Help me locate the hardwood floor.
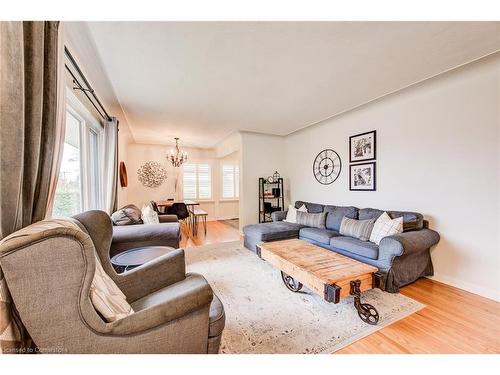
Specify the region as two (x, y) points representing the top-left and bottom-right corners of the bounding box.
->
(185, 220), (500, 354)
(338, 278), (500, 354)
(179, 219), (241, 248)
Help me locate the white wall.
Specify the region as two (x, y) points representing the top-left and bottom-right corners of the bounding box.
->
(239, 132), (287, 229)
(124, 143), (239, 220)
(217, 152), (240, 220)
(284, 54), (500, 300)
(213, 132), (242, 158)
(116, 122), (133, 207)
(63, 22), (134, 209)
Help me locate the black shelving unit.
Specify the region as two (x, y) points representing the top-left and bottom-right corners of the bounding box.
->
(259, 177), (285, 223)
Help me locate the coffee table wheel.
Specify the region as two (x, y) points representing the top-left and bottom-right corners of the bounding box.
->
(350, 279), (380, 325)
(281, 271), (303, 292)
(355, 302), (379, 325)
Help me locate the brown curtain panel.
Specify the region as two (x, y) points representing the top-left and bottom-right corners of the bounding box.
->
(0, 21), (60, 238)
(0, 21), (61, 353)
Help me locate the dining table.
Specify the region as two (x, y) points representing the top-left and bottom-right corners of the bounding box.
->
(156, 199), (200, 212)
(156, 200), (200, 235)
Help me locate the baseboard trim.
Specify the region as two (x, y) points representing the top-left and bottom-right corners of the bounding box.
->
(428, 274), (500, 302)
(210, 216), (239, 221)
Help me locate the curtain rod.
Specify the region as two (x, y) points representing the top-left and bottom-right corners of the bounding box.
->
(64, 46), (113, 122)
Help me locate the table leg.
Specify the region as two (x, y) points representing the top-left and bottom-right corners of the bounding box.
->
(324, 284), (341, 303)
(281, 271), (303, 292)
(350, 279), (379, 325)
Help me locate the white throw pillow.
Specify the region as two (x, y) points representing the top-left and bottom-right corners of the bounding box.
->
(90, 255), (134, 322)
(284, 204), (307, 223)
(369, 212), (403, 245)
(141, 205), (159, 224)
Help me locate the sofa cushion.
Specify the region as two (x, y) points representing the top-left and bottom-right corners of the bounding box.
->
(141, 205), (160, 224)
(339, 217), (376, 241)
(243, 222), (305, 241)
(296, 211), (327, 229)
(369, 212), (403, 245)
(294, 201), (324, 213)
(112, 223), (180, 244)
(111, 204), (143, 225)
(299, 227), (340, 244)
(388, 210), (424, 232)
(324, 205), (358, 231)
(359, 208), (423, 232)
(329, 236), (379, 260)
(284, 204), (307, 223)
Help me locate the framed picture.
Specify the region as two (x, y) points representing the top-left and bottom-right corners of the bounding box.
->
(350, 162), (376, 191)
(349, 130), (376, 162)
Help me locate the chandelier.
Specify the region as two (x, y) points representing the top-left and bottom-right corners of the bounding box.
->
(168, 137), (188, 167)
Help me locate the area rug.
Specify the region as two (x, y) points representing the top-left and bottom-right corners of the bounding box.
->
(185, 240), (424, 354)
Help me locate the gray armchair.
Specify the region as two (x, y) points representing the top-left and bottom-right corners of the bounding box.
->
(0, 210), (225, 354)
(111, 220), (181, 257)
(110, 204), (181, 257)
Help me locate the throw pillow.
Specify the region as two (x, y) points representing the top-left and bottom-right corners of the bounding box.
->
(111, 204), (143, 225)
(339, 216), (376, 241)
(296, 211), (327, 229)
(369, 211), (403, 245)
(90, 254), (134, 322)
(141, 205), (160, 224)
(284, 204), (307, 223)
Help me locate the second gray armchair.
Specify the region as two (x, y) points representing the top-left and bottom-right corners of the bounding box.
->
(0, 210), (225, 354)
(110, 204), (181, 257)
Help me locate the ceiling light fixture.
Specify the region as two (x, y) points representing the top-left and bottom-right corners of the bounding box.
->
(168, 137), (188, 167)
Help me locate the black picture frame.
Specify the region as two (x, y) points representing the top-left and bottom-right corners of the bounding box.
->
(349, 162), (376, 191)
(349, 130), (376, 163)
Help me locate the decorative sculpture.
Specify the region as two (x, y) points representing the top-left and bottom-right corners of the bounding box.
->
(137, 161), (168, 188)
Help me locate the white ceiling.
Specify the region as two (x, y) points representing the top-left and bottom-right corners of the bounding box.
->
(84, 22), (500, 148)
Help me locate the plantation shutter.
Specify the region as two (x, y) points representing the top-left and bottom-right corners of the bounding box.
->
(222, 164), (235, 198)
(183, 163), (197, 199)
(235, 165), (239, 198)
(198, 164), (211, 199)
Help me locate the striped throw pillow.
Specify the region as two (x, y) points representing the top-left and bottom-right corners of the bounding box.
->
(296, 211), (327, 229)
(339, 216), (376, 241)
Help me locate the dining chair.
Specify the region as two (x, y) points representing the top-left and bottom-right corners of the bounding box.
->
(166, 203), (191, 234)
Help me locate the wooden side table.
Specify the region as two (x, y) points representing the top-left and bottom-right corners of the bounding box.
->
(111, 246), (176, 273)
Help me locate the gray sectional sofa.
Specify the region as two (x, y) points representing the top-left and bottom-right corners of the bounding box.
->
(243, 200), (440, 292)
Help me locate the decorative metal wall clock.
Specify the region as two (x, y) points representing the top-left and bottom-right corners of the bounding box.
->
(313, 149), (342, 185)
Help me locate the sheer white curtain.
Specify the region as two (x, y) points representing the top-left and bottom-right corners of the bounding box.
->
(102, 117), (119, 214)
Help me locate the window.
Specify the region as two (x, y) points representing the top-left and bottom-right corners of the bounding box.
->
(53, 93), (103, 217)
(53, 111), (82, 217)
(222, 164), (239, 199)
(183, 163), (212, 200)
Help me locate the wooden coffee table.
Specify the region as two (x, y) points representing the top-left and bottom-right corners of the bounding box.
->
(257, 239), (383, 325)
